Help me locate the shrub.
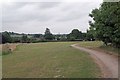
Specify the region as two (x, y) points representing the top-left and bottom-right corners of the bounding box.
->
(2, 50), (12, 55)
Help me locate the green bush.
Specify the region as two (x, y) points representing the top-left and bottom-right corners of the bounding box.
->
(2, 50), (12, 55)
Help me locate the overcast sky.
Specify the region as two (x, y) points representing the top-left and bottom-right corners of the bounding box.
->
(2, 0), (103, 34)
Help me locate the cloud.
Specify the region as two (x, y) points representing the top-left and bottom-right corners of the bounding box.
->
(2, 2), (63, 23)
(38, 2), (61, 9)
(2, 1), (102, 34)
(56, 2), (101, 21)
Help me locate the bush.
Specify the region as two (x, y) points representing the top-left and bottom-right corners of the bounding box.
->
(2, 50), (12, 55)
(2, 44), (12, 55)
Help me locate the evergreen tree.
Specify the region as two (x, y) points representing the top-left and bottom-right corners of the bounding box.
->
(44, 28), (54, 40)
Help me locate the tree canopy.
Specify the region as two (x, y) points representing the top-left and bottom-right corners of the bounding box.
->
(21, 34), (28, 43)
(89, 2), (120, 47)
(67, 29), (83, 41)
(2, 31), (12, 44)
(44, 28), (54, 40)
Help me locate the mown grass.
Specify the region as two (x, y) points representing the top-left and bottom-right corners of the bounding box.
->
(100, 45), (120, 55)
(78, 41), (120, 55)
(2, 42), (100, 78)
(78, 41), (103, 48)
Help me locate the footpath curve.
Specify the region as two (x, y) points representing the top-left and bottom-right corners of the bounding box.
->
(71, 44), (118, 78)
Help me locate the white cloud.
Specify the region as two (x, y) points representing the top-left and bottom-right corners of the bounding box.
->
(2, 1), (102, 34)
(0, 0), (103, 3)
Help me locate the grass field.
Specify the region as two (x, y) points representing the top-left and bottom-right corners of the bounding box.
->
(78, 41), (120, 55)
(2, 42), (100, 78)
(78, 41), (103, 48)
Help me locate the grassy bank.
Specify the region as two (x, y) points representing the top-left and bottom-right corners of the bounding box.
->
(2, 42), (100, 78)
(78, 41), (120, 56)
(1, 44), (19, 56)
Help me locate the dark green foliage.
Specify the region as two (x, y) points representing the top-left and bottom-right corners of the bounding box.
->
(86, 30), (95, 41)
(2, 31), (12, 44)
(34, 34), (43, 38)
(67, 29), (83, 41)
(82, 33), (87, 40)
(12, 37), (21, 43)
(54, 34), (67, 41)
(89, 2), (120, 47)
(2, 50), (12, 55)
(44, 28), (54, 40)
(21, 34), (29, 43)
(1, 29), (87, 43)
(0, 33), (2, 44)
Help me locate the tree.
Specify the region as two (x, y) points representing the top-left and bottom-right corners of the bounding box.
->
(0, 33), (2, 44)
(89, 2), (120, 47)
(86, 30), (95, 41)
(82, 33), (87, 41)
(2, 31), (12, 43)
(44, 28), (54, 40)
(33, 34), (43, 39)
(67, 29), (83, 40)
(21, 34), (28, 43)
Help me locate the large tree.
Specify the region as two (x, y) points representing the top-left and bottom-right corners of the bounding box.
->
(44, 28), (54, 40)
(67, 29), (83, 40)
(86, 29), (95, 41)
(89, 2), (120, 47)
(21, 34), (28, 43)
(2, 31), (12, 43)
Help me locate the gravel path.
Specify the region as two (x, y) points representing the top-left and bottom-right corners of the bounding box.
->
(71, 44), (118, 78)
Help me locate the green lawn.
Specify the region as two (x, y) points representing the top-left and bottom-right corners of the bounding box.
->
(78, 41), (103, 48)
(78, 41), (120, 55)
(2, 42), (100, 78)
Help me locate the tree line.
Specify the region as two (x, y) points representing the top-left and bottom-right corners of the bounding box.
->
(88, 2), (120, 48)
(0, 28), (94, 44)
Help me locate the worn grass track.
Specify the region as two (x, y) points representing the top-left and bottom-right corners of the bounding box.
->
(2, 42), (100, 78)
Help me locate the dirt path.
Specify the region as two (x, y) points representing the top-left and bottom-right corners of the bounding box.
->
(71, 44), (118, 78)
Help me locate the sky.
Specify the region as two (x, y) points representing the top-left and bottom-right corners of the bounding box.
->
(1, 0), (103, 34)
